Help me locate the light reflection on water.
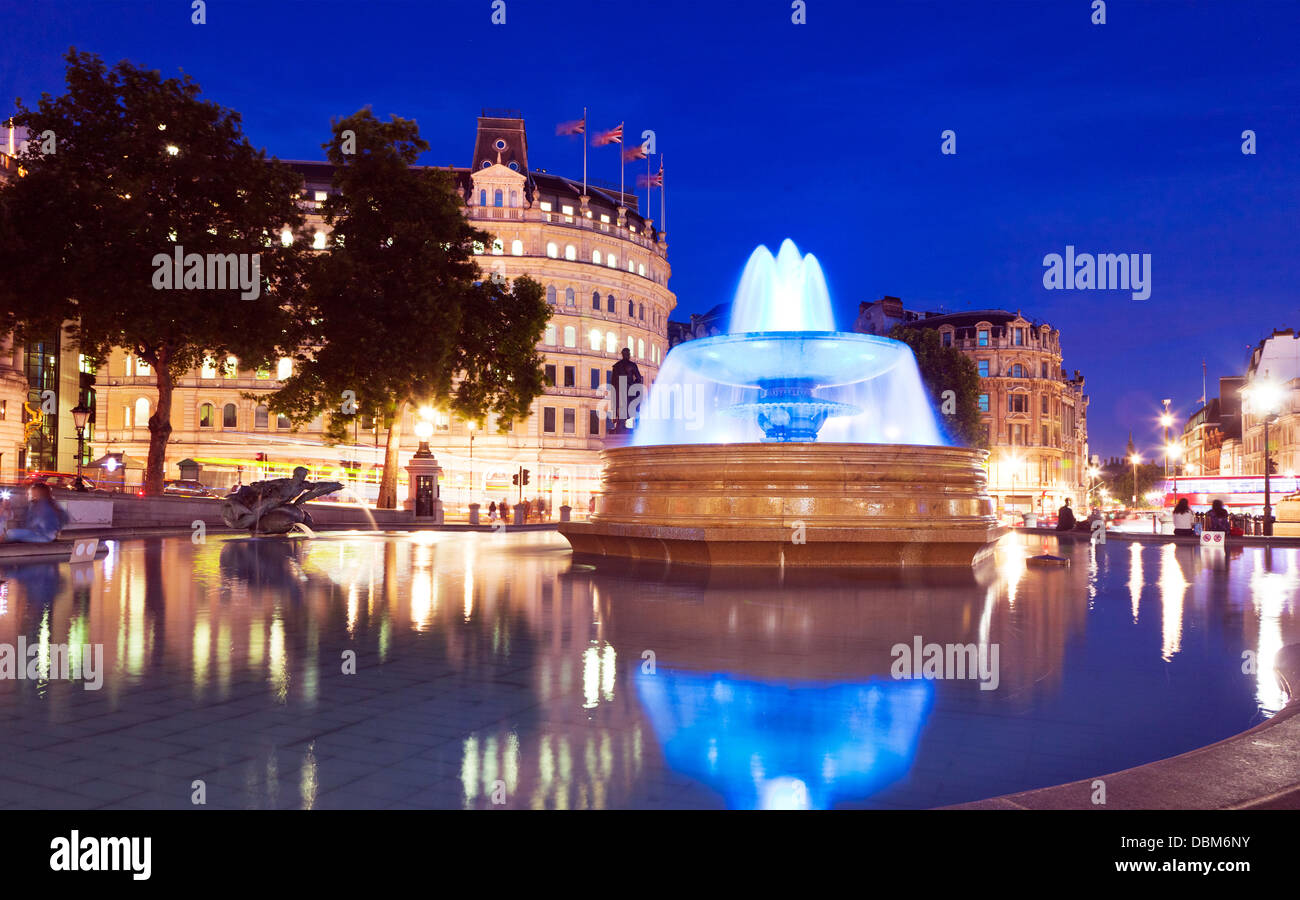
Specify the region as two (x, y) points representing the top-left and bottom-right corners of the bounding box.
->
(0, 531), (1296, 809)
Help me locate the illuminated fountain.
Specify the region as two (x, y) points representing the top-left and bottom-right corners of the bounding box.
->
(559, 240), (1004, 567)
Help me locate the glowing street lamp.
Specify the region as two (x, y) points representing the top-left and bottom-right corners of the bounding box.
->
(1244, 379), (1285, 536)
(413, 417), (434, 458)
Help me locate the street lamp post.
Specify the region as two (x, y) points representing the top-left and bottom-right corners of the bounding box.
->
(70, 402), (91, 490)
(1245, 379), (1284, 538)
(1129, 452), (1142, 505)
(468, 421), (476, 507)
(1160, 400), (1173, 478)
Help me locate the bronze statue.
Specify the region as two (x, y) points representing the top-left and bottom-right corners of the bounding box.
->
(221, 466), (342, 534)
(610, 347), (644, 434)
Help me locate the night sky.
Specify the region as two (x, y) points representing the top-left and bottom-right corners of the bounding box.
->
(3, 0), (1297, 456)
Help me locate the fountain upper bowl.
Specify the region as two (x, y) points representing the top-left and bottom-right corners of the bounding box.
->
(672, 331), (908, 389)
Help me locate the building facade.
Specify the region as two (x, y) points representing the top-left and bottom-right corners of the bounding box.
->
(858, 300), (1090, 515)
(90, 112), (674, 510)
(1239, 330), (1300, 480)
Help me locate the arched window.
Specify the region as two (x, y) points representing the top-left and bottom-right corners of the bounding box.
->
(590, 328), (603, 350)
(478, 189), (487, 206)
(223, 403), (237, 428)
(592, 250), (602, 265)
(199, 403), (214, 428)
(564, 244), (576, 261)
(277, 358), (292, 380)
(628, 299), (635, 317)
(493, 189), (503, 207)
(638, 263), (646, 277)
(592, 291), (600, 309)
(546, 242), (558, 258)
(638, 303), (645, 320)
(546, 285), (556, 304)
(255, 405), (269, 429)
(509, 190), (518, 207)
(628, 259), (635, 272)
(511, 240), (523, 256)
(491, 239), (504, 255)
(544, 324), (556, 345)
(134, 397), (150, 427)
(607, 294), (615, 312)
(606, 333), (617, 353)
(565, 288), (575, 306)
(1011, 364), (1026, 378)
(638, 339), (645, 359)
(607, 254), (616, 268)
(564, 326), (577, 348)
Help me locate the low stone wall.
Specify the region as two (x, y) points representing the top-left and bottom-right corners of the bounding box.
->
(52, 491), (413, 531)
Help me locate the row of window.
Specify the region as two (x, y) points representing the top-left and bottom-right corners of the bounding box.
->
(541, 324), (660, 363)
(122, 398), (292, 431)
(475, 236), (653, 279)
(976, 360), (1054, 379)
(125, 356), (294, 381)
(943, 326), (1057, 350)
(541, 406), (604, 437)
(543, 286), (662, 326)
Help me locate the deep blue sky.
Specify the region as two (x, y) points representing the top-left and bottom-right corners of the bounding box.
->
(3, 0), (1298, 455)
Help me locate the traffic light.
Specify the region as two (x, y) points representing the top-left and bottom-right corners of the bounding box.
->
(512, 473), (519, 486)
(521, 469), (530, 486)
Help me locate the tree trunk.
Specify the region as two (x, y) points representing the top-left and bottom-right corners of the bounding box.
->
(375, 400), (407, 509)
(145, 350), (173, 496)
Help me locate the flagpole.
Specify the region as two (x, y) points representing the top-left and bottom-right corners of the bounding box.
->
(661, 154), (666, 232)
(646, 155), (651, 215)
(582, 107), (587, 195)
(619, 122), (625, 202)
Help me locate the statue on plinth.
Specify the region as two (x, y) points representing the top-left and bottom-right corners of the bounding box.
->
(610, 347), (644, 434)
(221, 466), (342, 535)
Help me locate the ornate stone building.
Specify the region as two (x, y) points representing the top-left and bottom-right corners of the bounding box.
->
(857, 300), (1090, 515)
(90, 112), (674, 510)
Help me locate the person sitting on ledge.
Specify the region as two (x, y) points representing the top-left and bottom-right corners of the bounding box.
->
(1207, 498), (1231, 533)
(1055, 499), (1076, 531)
(1172, 497), (1195, 536)
(0, 483), (69, 543)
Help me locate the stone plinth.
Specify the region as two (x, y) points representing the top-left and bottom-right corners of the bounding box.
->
(404, 451), (444, 523)
(558, 442), (1005, 567)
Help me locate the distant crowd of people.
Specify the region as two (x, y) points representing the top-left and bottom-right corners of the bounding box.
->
(1054, 497), (1236, 537)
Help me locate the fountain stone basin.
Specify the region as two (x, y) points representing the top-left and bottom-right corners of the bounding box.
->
(559, 442), (1007, 567)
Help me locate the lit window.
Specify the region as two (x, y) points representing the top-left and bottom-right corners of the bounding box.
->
(545, 324), (557, 345)
(314, 191), (327, 203)
(606, 333), (617, 353)
(590, 329), (603, 350)
(201, 358), (217, 378)
(199, 404), (214, 428)
(628, 260), (634, 272)
(134, 397), (150, 425)
(491, 239), (504, 255)
(540, 201), (552, 212)
(511, 240), (523, 256)
(313, 231), (327, 250)
(547, 242), (558, 258)
(564, 244), (576, 260)
(607, 254), (616, 268)
(225, 355), (238, 376)
(280, 228), (293, 247)
(561, 205), (574, 216)
(600, 214), (610, 224)
(277, 358), (293, 380)
(564, 326), (577, 347)
(638, 339), (645, 359)
(593, 250), (602, 265)
(473, 241), (485, 255)
(638, 264), (646, 277)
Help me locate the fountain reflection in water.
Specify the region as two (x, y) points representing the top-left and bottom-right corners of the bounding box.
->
(633, 239), (945, 446)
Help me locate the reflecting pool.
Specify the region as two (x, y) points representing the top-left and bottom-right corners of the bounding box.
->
(0, 531), (1296, 809)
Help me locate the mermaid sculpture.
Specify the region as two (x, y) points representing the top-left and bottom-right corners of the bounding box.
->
(221, 466), (342, 535)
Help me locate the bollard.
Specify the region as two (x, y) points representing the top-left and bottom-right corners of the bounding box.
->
(513, 503), (526, 526)
(468, 503), (480, 526)
(559, 504), (571, 522)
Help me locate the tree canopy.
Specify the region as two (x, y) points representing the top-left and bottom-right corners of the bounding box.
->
(0, 49), (307, 493)
(888, 324), (986, 447)
(263, 109), (550, 508)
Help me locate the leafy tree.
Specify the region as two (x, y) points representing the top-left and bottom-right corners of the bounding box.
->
(0, 50), (306, 493)
(888, 324), (985, 447)
(263, 109), (550, 508)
